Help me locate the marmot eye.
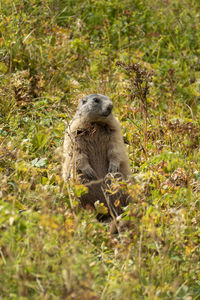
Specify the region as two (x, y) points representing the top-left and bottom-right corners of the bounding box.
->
(93, 98), (100, 103)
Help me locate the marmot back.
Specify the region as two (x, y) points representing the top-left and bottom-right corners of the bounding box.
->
(62, 94), (131, 217)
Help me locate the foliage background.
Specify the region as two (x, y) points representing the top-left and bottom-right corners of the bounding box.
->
(0, 0), (200, 299)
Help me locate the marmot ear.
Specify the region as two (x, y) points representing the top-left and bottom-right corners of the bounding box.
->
(81, 97), (87, 104)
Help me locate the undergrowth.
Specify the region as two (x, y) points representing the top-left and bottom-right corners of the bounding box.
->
(0, 0), (200, 299)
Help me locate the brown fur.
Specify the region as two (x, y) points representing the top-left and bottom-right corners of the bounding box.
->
(62, 94), (131, 218)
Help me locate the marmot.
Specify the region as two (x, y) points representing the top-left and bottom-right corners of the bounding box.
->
(62, 94), (131, 218)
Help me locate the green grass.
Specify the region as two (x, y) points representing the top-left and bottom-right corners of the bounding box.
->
(0, 0), (200, 299)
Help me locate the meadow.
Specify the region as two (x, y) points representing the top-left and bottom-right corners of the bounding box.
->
(0, 0), (199, 299)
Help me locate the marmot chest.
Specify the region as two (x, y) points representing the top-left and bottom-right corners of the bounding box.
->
(76, 123), (112, 177)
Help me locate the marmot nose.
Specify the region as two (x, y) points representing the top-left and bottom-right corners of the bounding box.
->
(107, 103), (113, 114)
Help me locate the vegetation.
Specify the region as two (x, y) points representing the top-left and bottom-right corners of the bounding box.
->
(0, 0), (199, 299)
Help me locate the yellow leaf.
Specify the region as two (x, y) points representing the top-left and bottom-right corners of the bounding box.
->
(94, 201), (108, 215)
(74, 184), (88, 197)
(114, 199), (120, 207)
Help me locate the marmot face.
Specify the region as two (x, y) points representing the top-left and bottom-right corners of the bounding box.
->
(77, 94), (113, 122)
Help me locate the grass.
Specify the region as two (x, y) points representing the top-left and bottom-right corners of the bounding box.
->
(0, 0), (200, 299)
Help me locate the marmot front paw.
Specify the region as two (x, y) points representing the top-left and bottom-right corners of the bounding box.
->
(108, 162), (120, 174)
(82, 166), (98, 180)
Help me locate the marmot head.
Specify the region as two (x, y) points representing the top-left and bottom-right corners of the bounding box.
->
(76, 94), (113, 122)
